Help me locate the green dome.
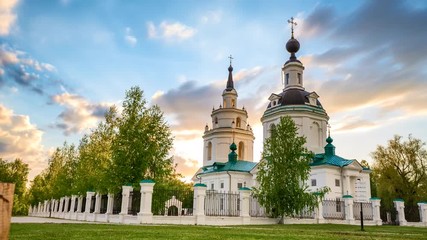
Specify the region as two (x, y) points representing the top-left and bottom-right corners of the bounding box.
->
(228, 142), (238, 162)
(326, 136), (333, 144)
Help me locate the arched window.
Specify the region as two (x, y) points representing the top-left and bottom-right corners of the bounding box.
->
(207, 142), (212, 160)
(231, 99), (235, 107)
(238, 141), (244, 160)
(269, 123), (276, 137)
(214, 117), (218, 124)
(236, 117), (241, 128)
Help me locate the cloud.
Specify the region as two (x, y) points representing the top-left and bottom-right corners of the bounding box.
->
(0, 104), (47, 180)
(147, 21), (196, 41)
(297, 0), (427, 132)
(51, 92), (111, 135)
(173, 155), (200, 179)
(0, 45), (58, 95)
(124, 27), (137, 47)
(152, 66), (269, 131)
(201, 10), (222, 24)
(0, 0), (19, 35)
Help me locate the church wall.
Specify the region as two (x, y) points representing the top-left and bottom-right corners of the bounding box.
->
(262, 112), (327, 154)
(198, 172), (253, 192)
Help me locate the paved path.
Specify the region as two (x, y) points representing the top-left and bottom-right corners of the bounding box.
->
(11, 216), (97, 224)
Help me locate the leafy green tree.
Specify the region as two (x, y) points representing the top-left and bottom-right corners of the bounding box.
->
(372, 135), (427, 221)
(74, 106), (118, 194)
(110, 86), (174, 192)
(254, 116), (328, 222)
(0, 158), (30, 215)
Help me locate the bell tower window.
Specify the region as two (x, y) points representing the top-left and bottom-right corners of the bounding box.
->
(207, 142), (212, 160)
(285, 73), (289, 85)
(231, 99), (235, 107)
(298, 73), (302, 84)
(238, 141), (244, 160)
(236, 117), (241, 128)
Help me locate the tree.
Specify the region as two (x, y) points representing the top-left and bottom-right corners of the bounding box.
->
(372, 135), (427, 221)
(254, 116), (327, 222)
(74, 106), (118, 194)
(110, 86), (174, 192)
(0, 158), (30, 215)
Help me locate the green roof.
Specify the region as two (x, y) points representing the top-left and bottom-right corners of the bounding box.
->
(198, 160), (257, 176)
(311, 153), (354, 167)
(310, 136), (355, 168)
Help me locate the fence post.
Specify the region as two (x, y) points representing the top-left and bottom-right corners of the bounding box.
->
(239, 187), (251, 224)
(120, 185), (133, 223)
(393, 198), (407, 226)
(76, 196), (83, 213)
(64, 196), (70, 215)
(138, 180), (155, 224)
(58, 198), (64, 215)
(0, 183), (15, 240)
(70, 195), (76, 214)
(343, 195), (355, 224)
(84, 191), (95, 220)
(418, 202), (427, 226)
(315, 193), (324, 223)
(106, 193), (114, 215)
(94, 193), (101, 214)
(194, 183), (207, 225)
(370, 197), (382, 225)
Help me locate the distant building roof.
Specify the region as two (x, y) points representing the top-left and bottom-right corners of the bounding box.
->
(197, 160), (257, 176)
(310, 136), (357, 168)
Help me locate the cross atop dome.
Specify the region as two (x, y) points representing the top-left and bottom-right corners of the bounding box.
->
(287, 17), (297, 39)
(285, 17), (301, 63)
(226, 55), (235, 91)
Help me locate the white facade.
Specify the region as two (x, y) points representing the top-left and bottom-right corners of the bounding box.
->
(201, 64), (255, 166)
(309, 164), (371, 201)
(194, 34), (372, 201)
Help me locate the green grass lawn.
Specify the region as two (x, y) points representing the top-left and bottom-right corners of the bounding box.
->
(10, 223), (427, 240)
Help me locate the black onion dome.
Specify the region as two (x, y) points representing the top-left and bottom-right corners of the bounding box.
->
(286, 38), (300, 53)
(267, 89), (323, 109)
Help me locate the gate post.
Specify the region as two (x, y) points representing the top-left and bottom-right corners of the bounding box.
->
(343, 195), (355, 224)
(194, 183), (207, 225)
(393, 198), (407, 226)
(138, 180), (155, 224)
(239, 187), (251, 224)
(120, 185), (133, 223)
(418, 202), (427, 226)
(370, 197), (382, 225)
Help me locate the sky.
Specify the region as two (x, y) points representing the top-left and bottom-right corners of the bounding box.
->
(1, 0), (427, 182)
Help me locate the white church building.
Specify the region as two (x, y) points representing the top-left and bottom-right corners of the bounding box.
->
(192, 28), (371, 202)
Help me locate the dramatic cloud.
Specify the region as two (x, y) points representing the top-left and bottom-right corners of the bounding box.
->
(173, 155), (199, 180)
(0, 104), (47, 179)
(299, 0), (427, 132)
(147, 21), (196, 41)
(51, 93), (111, 135)
(124, 27), (137, 47)
(0, 45), (58, 95)
(152, 66), (271, 132)
(0, 0), (19, 35)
